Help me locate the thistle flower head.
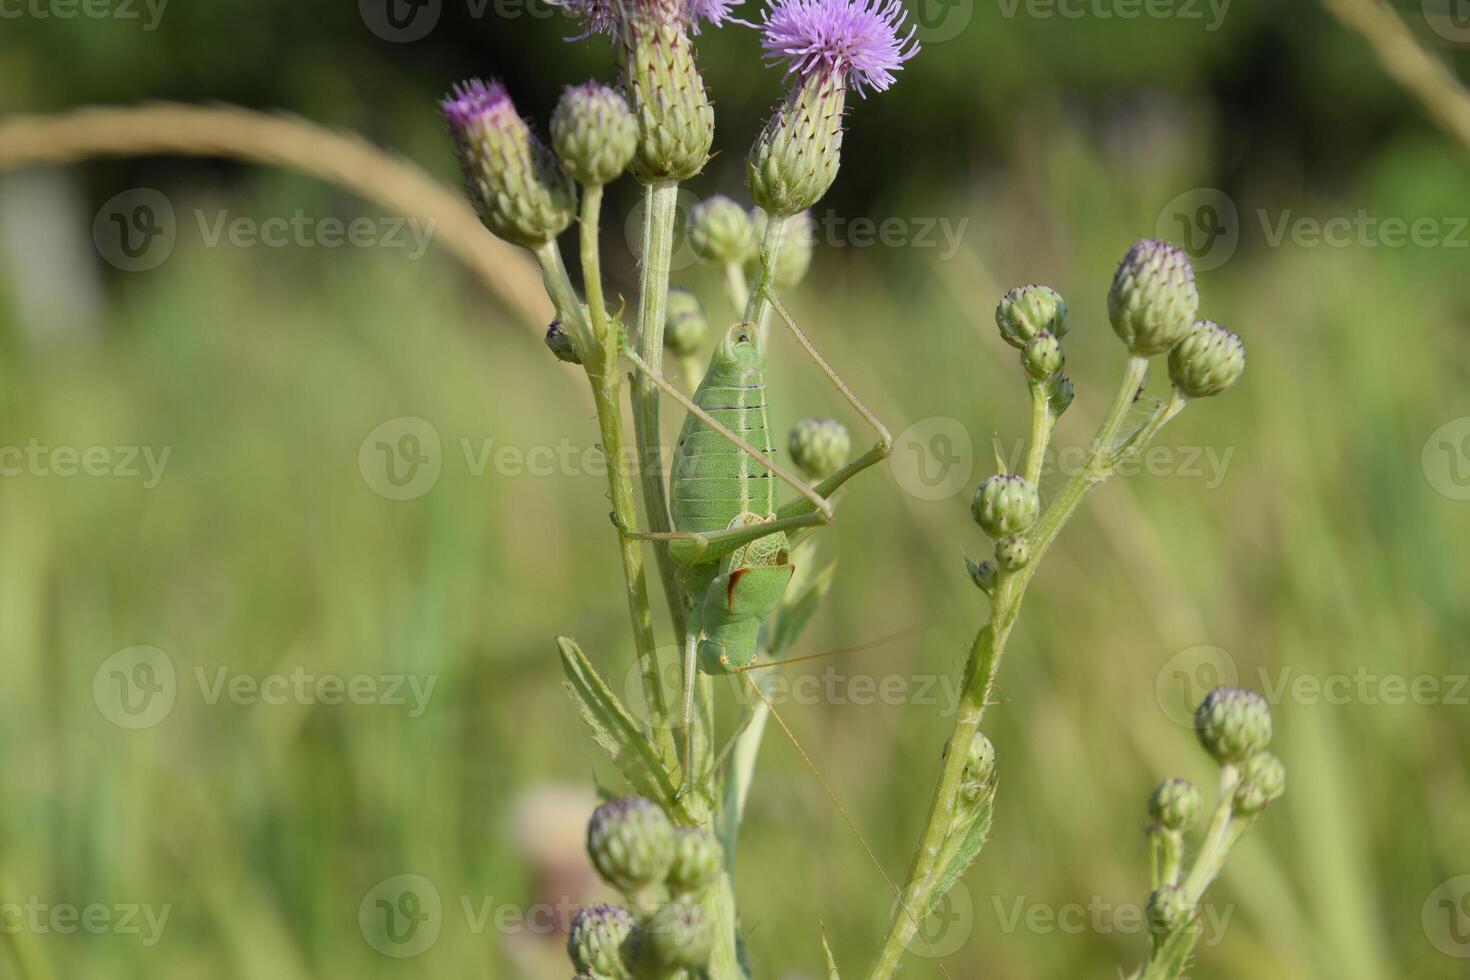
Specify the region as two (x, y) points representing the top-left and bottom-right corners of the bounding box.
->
(1147, 886), (1192, 937)
(1148, 777), (1202, 831)
(667, 827), (724, 895)
(996, 284), (1068, 350)
(553, 0), (738, 37)
(664, 287), (709, 356)
(690, 195), (757, 266)
(971, 474), (1040, 539)
(441, 79), (575, 248)
(1108, 238), (1199, 356)
(552, 81), (638, 186)
(1021, 331), (1065, 382)
(1195, 687), (1272, 766)
(1168, 318), (1245, 398)
(623, 900), (713, 973)
(1234, 751), (1286, 816)
(567, 904), (635, 977)
(789, 417), (851, 481)
(759, 0), (919, 95)
(587, 797), (676, 895)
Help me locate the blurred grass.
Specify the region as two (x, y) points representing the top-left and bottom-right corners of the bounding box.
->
(1, 91), (1469, 980)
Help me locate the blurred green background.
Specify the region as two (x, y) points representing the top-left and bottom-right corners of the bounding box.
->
(3, 0), (1470, 977)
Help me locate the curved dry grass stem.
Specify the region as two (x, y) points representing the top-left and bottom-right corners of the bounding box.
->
(0, 102), (552, 328)
(1321, 0), (1470, 154)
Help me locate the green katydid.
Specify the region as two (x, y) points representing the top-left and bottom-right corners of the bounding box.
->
(619, 291), (893, 777)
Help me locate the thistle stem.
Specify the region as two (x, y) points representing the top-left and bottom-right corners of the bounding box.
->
(869, 355), (1154, 978)
(1024, 378), (1054, 485)
(540, 227), (672, 758)
(724, 261), (750, 316)
(632, 180), (691, 649)
(745, 213), (789, 347)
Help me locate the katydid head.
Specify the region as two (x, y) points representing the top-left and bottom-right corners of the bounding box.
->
(703, 322), (764, 388)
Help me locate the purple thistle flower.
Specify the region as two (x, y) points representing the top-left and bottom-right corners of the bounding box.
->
(547, 0), (620, 38)
(759, 0), (918, 95)
(440, 78), (513, 129)
(550, 0), (738, 37)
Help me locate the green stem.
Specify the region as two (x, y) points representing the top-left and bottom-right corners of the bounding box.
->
(745, 214), (789, 348)
(632, 180), (689, 646)
(540, 229), (674, 758)
(724, 260), (750, 317)
(868, 356), (1154, 979)
(1024, 378), (1054, 486)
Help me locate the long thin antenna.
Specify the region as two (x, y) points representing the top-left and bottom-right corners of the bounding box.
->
(742, 674), (953, 977)
(731, 626), (923, 674)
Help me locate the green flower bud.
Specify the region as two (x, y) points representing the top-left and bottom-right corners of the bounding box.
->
(1022, 331), (1065, 381)
(622, 900), (711, 975)
(994, 533), (1031, 571)
(1048, 373), (1075, 418)
(1233, 751), (1286, 816)
(620, 1), (714, 182)
(667, 827), (723, 896)
(568, 904), (635, 978)
(749, 209), (815, 289)
(971, 475), (1040, 539)
(551, 82), (638, 187)
(789, 418), (850, 481)
(587, 797), (675, 895)
(1147, 886), (1192, 937)
(664, 287), (708, 357)
(690, 195), (756, 266)
(1147, 778), (1202, 832)
(1168, 319), (1245, 398)
(995, 284), (1068, 350)
(442, 80), (576, 248)
(959, 732), (997, 805)
(748, 70), (845, 217)
(546, 317), (582, 365)
(965, 556), (998, 594)
(1107, 239), (1200, 356)
(1195, 687), (1272, 766)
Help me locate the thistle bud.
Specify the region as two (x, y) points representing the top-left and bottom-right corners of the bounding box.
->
(551, 82), (639, 187)
(587, 797), (676, 895)
(995, 285), (1068, 350)
(568, 904), (635, 978)
(546, 317), (582, 364)
(748, 69), (845, 217)
(1233, 751), (1286, 816)
(1047, 374), (1075, 418)
(1107, 239), (1199, 356)
(664, 288), (708, 356)
(1147, 886), (1192, 937)
(1147, 778), (1202, 832)
(965, 556), (998, 594)
(789, 418), (850, 481)
(749, 209), (815, 288)
(1022, 332), (1065, 382)
(622, 900), (712, 975)
(959, 732), (997, 805)
(442, 79), (575, 248)
(1194, 687), (1272, 766)
(995, 534), (1031, 571)
(620, 0), (715, 182)
(667, 827), (723, 896)
(1168, 319), (1245, 398)
(971, 475), (1040, 539)
(690, 195), (756, 266)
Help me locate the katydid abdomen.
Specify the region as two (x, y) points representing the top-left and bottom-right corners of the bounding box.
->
(669, 324), (794, 672)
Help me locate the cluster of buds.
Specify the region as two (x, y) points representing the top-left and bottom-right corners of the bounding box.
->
(1138, 687), (1284, 952)
(575, 797), (723, 977)
(969, 473), (1041, 578)
(1108, 239), (1245, 398)
(687, 199), (817, 293)
(995, 284), (1073, 406)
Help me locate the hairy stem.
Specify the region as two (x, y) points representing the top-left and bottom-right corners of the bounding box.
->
(745, 214), (789, 347)
(869, 355), (1155, 978)
(633, 180), (689, 648)
(541, 233), (673, 756)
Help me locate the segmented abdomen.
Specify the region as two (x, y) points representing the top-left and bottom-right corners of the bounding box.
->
(671, 378), (776, 533)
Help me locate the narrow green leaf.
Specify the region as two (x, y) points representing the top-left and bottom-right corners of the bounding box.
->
(821, 925), (841, 979)
(557, 636), (681, 812)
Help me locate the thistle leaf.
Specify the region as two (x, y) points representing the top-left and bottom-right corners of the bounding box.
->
(928, 787), (996, 919)
(557, 636), (681, 812)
